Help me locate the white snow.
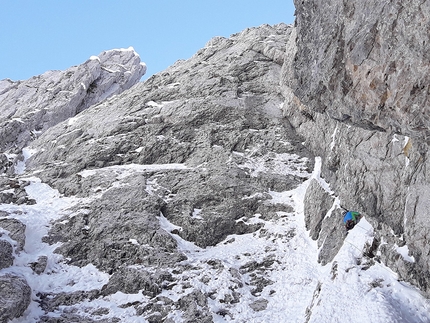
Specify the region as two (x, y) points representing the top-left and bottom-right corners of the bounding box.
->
(392, 134), (400, 143)
(145, 100), (164, 108)
(403, 136), (411, 167)
(395, 244), (415, 263)
(129, 238), (140, 246)
(78, 163), (188, 179)
(15, 147), (37, 175)
(330, 124), (338, 150)
(1, 156), (429, 322)
(192, 208), (203, 219)
(310, 156), (333, 194)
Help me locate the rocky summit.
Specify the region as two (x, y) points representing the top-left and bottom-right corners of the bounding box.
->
(1, 2), (430, 323)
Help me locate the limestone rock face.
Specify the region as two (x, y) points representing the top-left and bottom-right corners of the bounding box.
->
(283, 0), (430, 296)
(0, 47), (146, 154)
(291, 0), (430, 140)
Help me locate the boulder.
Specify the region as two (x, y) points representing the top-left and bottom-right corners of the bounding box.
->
(0, 274), (32, 322)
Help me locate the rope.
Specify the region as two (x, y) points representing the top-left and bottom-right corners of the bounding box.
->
(343, 237), (397, 277)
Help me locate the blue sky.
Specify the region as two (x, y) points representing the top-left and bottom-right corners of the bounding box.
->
(0, 1), (295, 81)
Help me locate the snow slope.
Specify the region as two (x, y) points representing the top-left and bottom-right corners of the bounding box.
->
(1, 159), (429, 322)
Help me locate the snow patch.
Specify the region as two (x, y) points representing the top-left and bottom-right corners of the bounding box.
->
(237, 152), (310, 178)
(310, 156), (333, 194)
(394, 244), (415, 263)
(15, 147), (37, 175)
(78, 163), (188, 179)
(192, 208), (203, 219)
(329, 124), (338, 150)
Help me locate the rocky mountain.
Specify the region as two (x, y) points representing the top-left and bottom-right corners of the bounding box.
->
(0, 1), (430, 322)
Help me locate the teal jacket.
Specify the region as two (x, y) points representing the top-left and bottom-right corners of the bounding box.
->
(343, 211), (360, 223)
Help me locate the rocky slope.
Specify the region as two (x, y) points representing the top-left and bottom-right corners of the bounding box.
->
(0, 2), (430, 322)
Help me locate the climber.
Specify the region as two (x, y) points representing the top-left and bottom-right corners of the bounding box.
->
(342, 210), (361, 230)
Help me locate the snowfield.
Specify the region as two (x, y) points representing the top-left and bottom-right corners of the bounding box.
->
(1, 158), (430, 323)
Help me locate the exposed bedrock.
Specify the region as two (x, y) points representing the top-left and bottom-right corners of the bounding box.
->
(285, 0), (430, 296)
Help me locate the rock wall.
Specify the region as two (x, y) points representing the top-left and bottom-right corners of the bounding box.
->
(291, 0), (430, 140)
(284, 0), (430, 296)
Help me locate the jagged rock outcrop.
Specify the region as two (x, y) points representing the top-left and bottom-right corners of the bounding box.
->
(303, 179), (334, 241)
(26, 24), (312, 262)
(0, 47), (146, 155)
(283, 0), (430, 296)
(0, 218), (26, 252)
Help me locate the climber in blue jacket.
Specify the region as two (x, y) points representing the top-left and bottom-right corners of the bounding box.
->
(343, 210), (361, 231)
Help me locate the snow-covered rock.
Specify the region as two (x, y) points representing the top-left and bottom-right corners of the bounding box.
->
(0, 8), (429, 323)
(0, 47), (146, 155)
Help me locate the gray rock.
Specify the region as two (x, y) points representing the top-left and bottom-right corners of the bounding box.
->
(38, 314), (120, 323)
(30, 255), (48, 274)
(177, 290), (213, 323)
(101, 267), (172, 297)
(282, 0), (430, 296)
(302, 178), (346, 265)
(303, 179), (335, 240)
(43, 177), (186, 273)
(0, 218), (26, 252)
(249, 298), (268, 312)
(0, 48), (146, 155)
(0, 274), (31, 322)
(317, 209), (346, 266)
(0, 239), (13, 269)
(37, 290), (101, 313)
(291, 0), (430, 141)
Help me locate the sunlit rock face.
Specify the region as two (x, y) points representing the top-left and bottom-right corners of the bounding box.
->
(0, 47), (146, 154)
(291, 0), (430, 140)
(283, 0), (430, 296)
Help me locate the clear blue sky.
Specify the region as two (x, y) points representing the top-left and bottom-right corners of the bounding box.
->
(0, 1), (295, 81)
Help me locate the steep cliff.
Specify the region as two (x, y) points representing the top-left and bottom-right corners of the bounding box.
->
(283, 0), (430, 297)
